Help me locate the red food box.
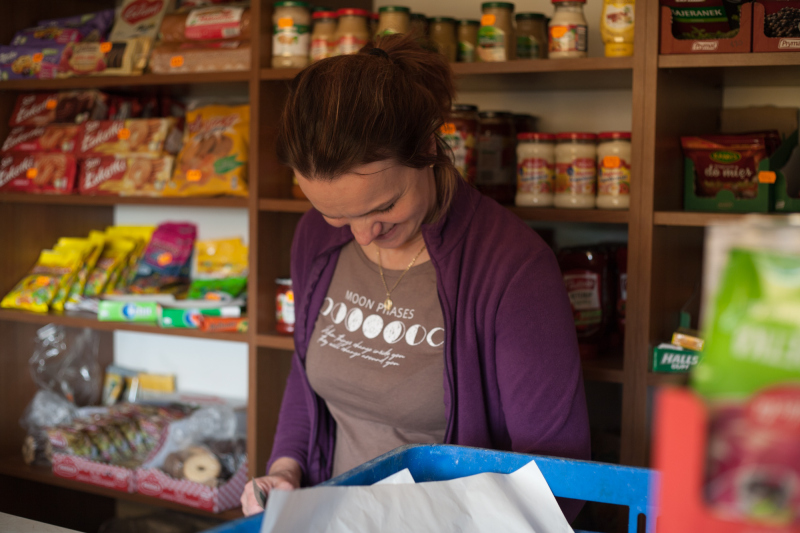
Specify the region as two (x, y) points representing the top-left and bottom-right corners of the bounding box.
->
(9, 91), (108, 127)
(78, 118), (174, 157)
(52, 453), (136, 493)
(79, 156), (174, 196)
(754, 1), (800, 52)
(9, 93), (59, 126)
(0, 152), (77, 194)
(2, 124), (82, 153)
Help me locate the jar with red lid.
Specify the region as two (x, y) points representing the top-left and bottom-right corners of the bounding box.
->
(275, 278), (295, 335)
(516, 132), (555, 207)
(554, 132), (597, 209)
(513, 113), (538, 135)
(596, 131), (631, 210)
(477, 111), (516, 204)
(335, 8), (371, 55)
(441, 104), (479, 185)
(557, 246), (611, 358)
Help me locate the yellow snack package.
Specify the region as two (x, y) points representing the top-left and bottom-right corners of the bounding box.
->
(195, 238), (249, 278)
(50, 238), (96, 312)
(165, 104), (250, 197)
(104, 226), (155, 291)
(83, 238), (136, 298)
(65, 231), (107, 306)
(1, 249), (83, 313)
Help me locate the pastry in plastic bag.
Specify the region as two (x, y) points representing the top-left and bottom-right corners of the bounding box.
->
(166, 105), (249, 197)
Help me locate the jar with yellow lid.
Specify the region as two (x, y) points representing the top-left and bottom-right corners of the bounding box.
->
(458, 20), (480, 62)
(478, 2), (515, 62)
(429, 17), (457, 62)
(272, 1), (311, 69)
(335, 8), (370, 56)
(377, 6), (410, 35)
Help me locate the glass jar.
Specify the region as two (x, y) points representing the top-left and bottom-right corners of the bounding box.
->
(370, 12), (379, 36)
(377, 6), (410, 35)
(549, 0), (588, 59)
(512, 113), (538, 135)
(554, 132), (597, 209)
(477, 111), (516, 204)
(458, 20), (480, 62)
(516, 132), (556, 207)
(442, 104), (479, 185)
(478, 2), (515, 62)
(596, 131), (631, 210)
(272, 1), (311, 69)
(335, 8), (370, 56)
(410, 13), (428, 38)
(275, 278), (295, 335)
(515, 13), (547, 59)
(601, 0), (635, 57)
(429, 17), (457, 62)
(310, 10), (337, 63)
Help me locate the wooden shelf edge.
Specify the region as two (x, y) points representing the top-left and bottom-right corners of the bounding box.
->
(0, 71), (252, 91)
(647, 371), (689, 387)
(0, 194), (249, 208)
(581, 357), (624, 384)
(0, 309), (249, 343)
(260, 68), (302, 80)
(258, 198), (312, 213)
(653, 210), (794, 227)
(0, 456), (242, 521)
(659, 52), (800, 69)
(508, 206), (630, 224)
(255, 334), (295, 350)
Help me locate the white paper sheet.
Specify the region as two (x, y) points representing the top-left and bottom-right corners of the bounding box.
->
(374, 468), (415, 485)
(260, 460), (572, 533)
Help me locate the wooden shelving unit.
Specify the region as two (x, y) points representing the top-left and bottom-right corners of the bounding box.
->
(653, 211), (794, 227)
(0, 194), (248, 208)
(0, 71), (251, 90)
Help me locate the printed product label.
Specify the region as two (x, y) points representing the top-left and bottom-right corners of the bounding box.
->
(186, 6), (244, 40)
(604, 2), (635, 31)
(598, 156), (630, 197)
(336, 34), (368, 55)
(477, 135), (504, 184)
(517, 157), (554, 193)
(277, 290), (295, 326)
(311, 38), (334, 61)
(273, 24), (310, 57)
(556, 157), (596, 195)
(516, 35), (540, 59)
(458, 41), (475, 62)
(478, 26), (507, 61)
(441, 123), (468, 178)
(549, 24), (588, 53)
(563, 271), (602, 329)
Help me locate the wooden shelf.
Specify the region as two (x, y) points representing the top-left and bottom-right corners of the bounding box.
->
(258, 198), (312, 213)
(0, 455), (243, 521)
(653, 211), (794, 227)
(0, 72), (252, 91)
(582, 357), (624, 384)
(658, 52), (800, 86)
(647, 371), (689, 387)
(255, 333), (295, 350)
(0, 194), (249, 208)
(0, 309), (249, 343)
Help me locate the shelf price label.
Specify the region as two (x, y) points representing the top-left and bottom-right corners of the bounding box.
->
(26, 168), (37, 179)
(46, 99), (57, 109)
(170, 55), (184, 68)
(481, 14), (495, 26)
(100, 42), (112, 53)
(758, 171), (776, 184)
(187, 169), (202, 182)
(32, 53), (43, 63)
(118, 128), (131, 140)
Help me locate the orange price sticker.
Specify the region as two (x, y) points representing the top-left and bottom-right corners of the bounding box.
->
(278, 17), (294, 28)
(206, 293), (222, 301)
(46, 99), (57, 109)
(100, 42), (112, 53)
(26, 168), (38, 179)
(118, 128), (131, 140)
(35, 276), (51, 286)
(156, 252), (173, 266)
(440, 122), (457, 135)
(758, 171), (776, 184)
(480, 14), (496, 26)
(602, 156), (621, 169)
(551, 26), (568, 39)
(170, 55), (184, 68)
(286, 290), (294, 303)
(32, 53), (43, 63)
(187, 169), (202, 182)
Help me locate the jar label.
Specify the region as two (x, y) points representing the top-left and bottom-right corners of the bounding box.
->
(273, 24), (310, 57)
(337, 34), (368, 55)
(517, 157), (554, 193)
(563, 271), (602, 329)
(556, 158), (596, 195)
(277, 290), (296, 326)
(598, 157), (630, 197)
(311, 37), (334, 61)
(458, 41), (475, 62)
(477, 26), (507, 61)
(549, 24), (588, 53)
(516, 35), (540, 59)
(604, 2), (635, 31)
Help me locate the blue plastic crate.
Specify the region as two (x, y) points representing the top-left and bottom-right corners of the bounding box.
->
(204, 444), (657, 533)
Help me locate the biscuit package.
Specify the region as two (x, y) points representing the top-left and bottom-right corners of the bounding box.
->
(9, 91), (107, 127)
(2, 125), (82, 153)
(0, 153), (77, 194)
(37, 9), (116, 42)
(159, 7), (252, 42)
(148, 40), (251, 73)
(79, 156), (174, 197)
(110, 0), (174, 41)
(11, 28), (80, 46)
(0, 45), (64, 80)
(0, 249), (83, 313)
(78, 118), (175, 158)
(166, 105), (249, 197)
(59, 39), (147, 77)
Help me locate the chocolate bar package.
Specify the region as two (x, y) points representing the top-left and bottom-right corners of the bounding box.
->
(2, 125), (81, 153)
(0, 153), (77, 194)
(37, 9), (116, 42)
(8, 91), (107, 127)
(11, 27), (80, 46)
(59, 39), (147, 77)
(78, 118), (175, 157)
(79, 156), (174, 196)
(0, 45), (64, 80)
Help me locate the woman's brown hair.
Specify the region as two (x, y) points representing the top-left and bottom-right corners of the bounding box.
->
(276, 33), (460, 222)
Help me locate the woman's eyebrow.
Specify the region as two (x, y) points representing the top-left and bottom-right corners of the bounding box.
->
(318, 195), (400, 220)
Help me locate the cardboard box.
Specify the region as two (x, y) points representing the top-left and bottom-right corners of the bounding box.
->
(52, 453), (136, 493)
(158, 306), (242, 328)
(660, 3), (752, 55)
(753, 1), (800, 52)
(98, 301), (159, 322)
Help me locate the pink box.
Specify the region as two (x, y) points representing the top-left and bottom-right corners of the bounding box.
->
(52, 453), (136, 493)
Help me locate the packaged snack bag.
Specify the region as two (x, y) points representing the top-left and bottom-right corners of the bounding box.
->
(104, 226), (155, 291)
(128, 222), (197, 294)
(50, 238), (97, 312)
(166, 105), (249, 197)
(37, 9), (116, 42)
(84, 239), (136, 298)
(0, 153), (77, 194)
(2, 125), (82, 153)
(79, 156), (174, 197)
(78, 118), (175, 157)
(11, 27), (80, 46)
(681, 134), (770, 199)
(1, 249), (82, 313)
(188, 237), (248, 299)
(0, 45), (64, 80)
(65, 231), (106, 307)
(59, 38), (149, 77)
(8, 91), (107, 127)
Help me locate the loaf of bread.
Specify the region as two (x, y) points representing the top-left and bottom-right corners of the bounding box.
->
(159, 7), (251, 43)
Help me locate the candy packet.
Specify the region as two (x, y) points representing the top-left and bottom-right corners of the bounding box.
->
(128, 223), (197, 294)
(103, 226), (155, 292)
(83, 239), (136, 298)
(50, 238), (96, 312)
(1, 249), (82, 313)
(188, 238), (248, 300)
(65, 231), (106, 307)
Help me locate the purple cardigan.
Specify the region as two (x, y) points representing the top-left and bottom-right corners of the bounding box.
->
(268, 179), (591, 519)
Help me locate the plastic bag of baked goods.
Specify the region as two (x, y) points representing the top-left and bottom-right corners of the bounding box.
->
(165, 104), (249, 197)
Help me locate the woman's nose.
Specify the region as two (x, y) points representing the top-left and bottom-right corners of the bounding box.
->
(351, 218), (382, 246)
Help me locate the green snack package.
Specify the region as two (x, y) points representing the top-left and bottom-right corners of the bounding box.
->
(187, 277), (247, 300)
(692, 248), (800, 400)
(652, 343), (701, 373)
(158, 305), (242, 328)
(97, 301), (158, 322)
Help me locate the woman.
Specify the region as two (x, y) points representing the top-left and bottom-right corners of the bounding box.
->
(241, 34), (590, 521)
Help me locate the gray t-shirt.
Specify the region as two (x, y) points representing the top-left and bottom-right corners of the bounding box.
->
(306, 241), (446, 477)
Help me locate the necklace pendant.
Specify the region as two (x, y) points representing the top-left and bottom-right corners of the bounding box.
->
(384, 298), (393, 311)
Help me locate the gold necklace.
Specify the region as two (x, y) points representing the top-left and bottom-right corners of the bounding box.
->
(376, 243), (427, 311)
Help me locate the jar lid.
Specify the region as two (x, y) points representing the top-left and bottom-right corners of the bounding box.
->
(411, 13), (428, 20)
(515, 12), (546, 20)
(552, 0), (586, 3)
(429, 16), (457, 23)
(312, 5), (333, 11)
(312, 10), (337, 19)
(598, 131), (631, 141)
(453, 104), (478, 112)
(372, 12), (380, 20)
(513, 113), (535, 120)
(482, 2), (515, 10)
(337, 8), (370, 17)
(479, 111), (513, 119)
(459, 19), (481, 26)
(276, 277), (292, 285)
(274, 1), (310, 7)
(556, 132), (597, 142)
(379, 6), (411, 13)
(518, 132), (556, 142)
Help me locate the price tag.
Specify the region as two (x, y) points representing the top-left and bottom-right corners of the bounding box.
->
(480, 14), (496, 26)
(187, 169), (202, 182)
(758, 171), (776, 184)
(157, 252), (173, 266)
(46, 99), (57, 109)
(26, 168), (38, 179)
(551, 26), (568, 39)
(602, 156), (621, 168)
(100, 42), (112, 53)
(32, 53), (43, 63)
(170, 55), (184, 68)
(278, 17), (294, 28)
(118, 128), (131, 140)
(440, 122), (457, 135)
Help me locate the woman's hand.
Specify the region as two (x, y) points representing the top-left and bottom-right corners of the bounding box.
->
(240, 457), (302, 516)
